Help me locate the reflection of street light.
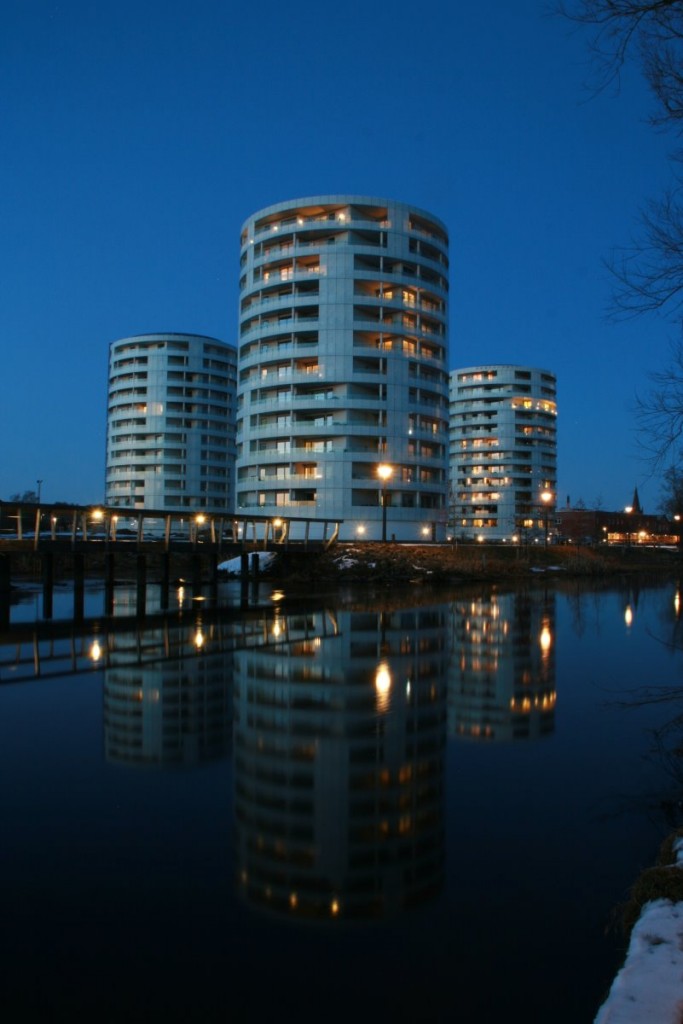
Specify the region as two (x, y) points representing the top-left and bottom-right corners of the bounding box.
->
(377, 463), (394, 542)
(375, 662), (392, 713)
(540, 490), (553, 548)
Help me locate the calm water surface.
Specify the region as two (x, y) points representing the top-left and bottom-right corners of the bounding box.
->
(1, 576), (682, 1022)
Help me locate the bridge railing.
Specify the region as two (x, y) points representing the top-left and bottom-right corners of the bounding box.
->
(0, 501), (342, 551)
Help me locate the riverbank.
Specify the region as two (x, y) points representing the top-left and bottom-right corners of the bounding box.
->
(265, 541), (683, 587)
(2, 539), (680, 588)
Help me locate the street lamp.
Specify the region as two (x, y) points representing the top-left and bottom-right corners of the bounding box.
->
(540, 489), (553, 549)
(624, 505), (633, 547)
(377, 463), (394, 542)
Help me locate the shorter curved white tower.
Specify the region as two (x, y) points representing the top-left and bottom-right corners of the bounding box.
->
(106, 332), (237, 512)
(449, 365), (557, 542)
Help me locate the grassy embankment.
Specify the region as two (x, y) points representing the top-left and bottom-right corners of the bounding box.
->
(268, 541), (682, 587)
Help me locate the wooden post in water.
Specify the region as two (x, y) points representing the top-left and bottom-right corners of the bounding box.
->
(104, 551), (115, 616)
(73, 551), (85, 621)
(136, 553), (146, 617)
(42, 550), (54, 620)
(210, 552), (219, 603)
(240, 551), (249, 606)
(192, 553), (202, 595)
(0, 553), (11, 628)
(250, 551), (260, 602)
(160, 551), (170, 609)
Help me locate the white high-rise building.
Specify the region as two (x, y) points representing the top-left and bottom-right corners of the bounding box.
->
(106, 332), (237, 512)
(449, 365), (557, 542)
(236, 196), (450, 542)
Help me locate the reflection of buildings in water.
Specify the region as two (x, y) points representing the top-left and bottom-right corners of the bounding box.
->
(448, 590), (556, 742)
(103, 628), (232, 767)
(234, 606), (449, 920)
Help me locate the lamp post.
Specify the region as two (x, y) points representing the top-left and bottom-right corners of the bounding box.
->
(540, 489), (553, 549)
(624, 505), (633, 547)
(377, 463), (394, 542)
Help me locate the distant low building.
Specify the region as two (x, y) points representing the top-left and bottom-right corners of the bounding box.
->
(556, 492), (677, 546)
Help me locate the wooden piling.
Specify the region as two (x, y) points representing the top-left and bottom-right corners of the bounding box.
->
(42, 550), (54, 620)
(136, 554), (147, 617)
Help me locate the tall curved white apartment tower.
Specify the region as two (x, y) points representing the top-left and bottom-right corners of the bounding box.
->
(449, 365), (557, 542)
(106, 332), (237, 512)
(236, 196), (450, 542)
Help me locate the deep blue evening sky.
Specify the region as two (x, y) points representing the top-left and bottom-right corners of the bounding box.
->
(1, 0), (676, 510)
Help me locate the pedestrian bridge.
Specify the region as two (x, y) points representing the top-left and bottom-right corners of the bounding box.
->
(0, 500), (342, 551)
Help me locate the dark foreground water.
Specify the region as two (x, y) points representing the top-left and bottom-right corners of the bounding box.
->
(1, 575), (682, 1022)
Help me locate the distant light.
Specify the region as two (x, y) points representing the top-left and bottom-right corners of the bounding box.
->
(330, 898), (340, 916)
(92, 508), (103, 521)
(624, 604), (633, 628)
(194, 629), (205, 650)
(195, 514), (206, 524)
(90, 640), (102, 662)
(356, 524), (366, 536)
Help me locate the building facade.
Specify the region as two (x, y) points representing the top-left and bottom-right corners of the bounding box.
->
(449, 365), (557, 542)
(106, 332), (237, 512)
(236, 196), (450, 542)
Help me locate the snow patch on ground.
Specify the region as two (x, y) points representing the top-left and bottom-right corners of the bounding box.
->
(594, 900), (683, 1023)
(334, 556), (359, 570)
(595, 838), (683, 1022)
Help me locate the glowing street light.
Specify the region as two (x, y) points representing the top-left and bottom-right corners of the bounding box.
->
(377, 463), (394, 542)
(540, 489), (553, 549)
